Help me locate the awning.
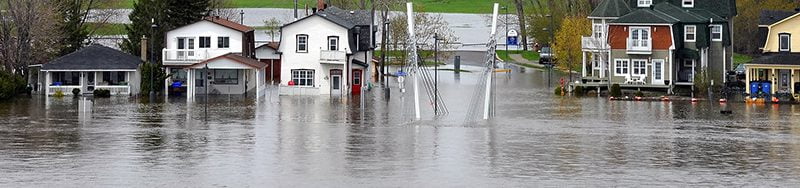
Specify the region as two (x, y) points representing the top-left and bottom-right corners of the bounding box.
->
(677, 48), (699, 60)
(352, 59), (369, 68)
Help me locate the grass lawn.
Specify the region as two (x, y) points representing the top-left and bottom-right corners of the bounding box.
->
(89, 23), (128, 36)
(733, 53), (753, 67)
(118, 0), (500, 13)
(497, 50), (539, 62)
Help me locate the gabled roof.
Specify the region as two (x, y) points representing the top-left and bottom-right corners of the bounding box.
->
(282, 6), (371, 29)
(652, 2), (705, 23)
(256, 42), (280, 50)
(612, 8), (679, 24)
(760, 10), (796, 26)
(189, 53), (267, 69)
(42, 45), (142, 70)
(749, 53), (800, 66)
(203, 16), (254, 32)
(589, 0), (631, 18)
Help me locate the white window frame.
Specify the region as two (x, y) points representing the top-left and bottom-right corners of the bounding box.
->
(296, 35), (308, 53)
(779, 33), (791, 52)
(631, 59), (647, 76)
(685, 25), (697, 42)
(710, 25), (722, 42)
(638, 0), (652, 7)
(593, 24), (604, 39)
(682, 0), (694, 8)
(291, 69), (315, 87)
(199, 36), (212, 49)
(629, 27), (651, 50)
(328, 36), (339, 51)
(614, 59), (629, 76)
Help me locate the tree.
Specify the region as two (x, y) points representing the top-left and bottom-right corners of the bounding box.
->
(513, 0), (529, 51)
(525, 0), (592, 46)
(57, 0), (122, 55)
(0, 0), (62, 75)
(387, 7), (459, 64)
(263, 18), (282, 42)
(554, 16), (590, 83)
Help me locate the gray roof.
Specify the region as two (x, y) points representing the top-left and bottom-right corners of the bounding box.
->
(759, 10), (797, 25)
(316, 6), (372, 28)
(612, 8), (679, 24)
(750, 53), (800, 66)
(42, 45), (142, 70)
(589, 0), (631, 18)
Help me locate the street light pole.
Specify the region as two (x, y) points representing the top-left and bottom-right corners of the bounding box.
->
(434, 33), (439, 115)
(150, 19), (158, 101)
(503, 6), (508, 53)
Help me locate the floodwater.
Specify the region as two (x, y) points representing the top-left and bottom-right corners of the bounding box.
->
(2, 64), (800, 187)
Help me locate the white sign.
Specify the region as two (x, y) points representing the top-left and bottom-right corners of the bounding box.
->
(507, 29), (518, 37)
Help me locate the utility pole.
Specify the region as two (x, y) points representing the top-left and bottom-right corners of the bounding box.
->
(434, 33), (440, 115)
(150, 19), (158, 101)
(503, 6), (508, 53)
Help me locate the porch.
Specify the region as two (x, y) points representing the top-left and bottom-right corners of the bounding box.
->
(44, 70), (137, 96)
(169, 53), (268, 99)
(744, 65), (800, 96)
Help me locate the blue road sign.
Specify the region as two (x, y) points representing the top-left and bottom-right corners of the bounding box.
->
(507, 36), (518, 46)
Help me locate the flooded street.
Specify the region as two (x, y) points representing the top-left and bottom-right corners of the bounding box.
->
(2, 63), (800, 187)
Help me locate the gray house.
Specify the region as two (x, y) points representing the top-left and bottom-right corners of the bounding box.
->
(31, 45), (143, 96)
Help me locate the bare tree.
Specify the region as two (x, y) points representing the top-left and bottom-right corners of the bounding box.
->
(209, 0), (241, 22)
(388, 11), (459, 64)
(263, 18), (282, 42)
(0, 0), (62, 75)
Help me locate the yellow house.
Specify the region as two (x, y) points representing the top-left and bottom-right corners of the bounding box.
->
(745, 10), (800, 99)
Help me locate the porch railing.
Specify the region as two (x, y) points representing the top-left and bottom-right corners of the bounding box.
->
(320, 50), (346, 64)
(95, 85), (130, 95)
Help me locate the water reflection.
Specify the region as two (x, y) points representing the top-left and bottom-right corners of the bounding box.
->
(1, 64), (800, 186)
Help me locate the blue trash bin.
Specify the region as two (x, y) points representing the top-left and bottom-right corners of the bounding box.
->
(750, 81), (759, 95)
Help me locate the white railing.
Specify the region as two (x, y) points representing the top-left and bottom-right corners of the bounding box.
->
(627, 38), (652, 54)
(320, 50), (346, 64)
(162, 48), (234, 65)
(581, 36), (604, 50)
(48, 85), (81, 95)
(95, 85), (130, 95)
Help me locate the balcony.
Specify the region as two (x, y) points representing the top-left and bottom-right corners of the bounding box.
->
(162, 49), (233, 65)
(320, 50), (346, 64)
(581, 37), (605, 50)
(626, 39), (652, 55)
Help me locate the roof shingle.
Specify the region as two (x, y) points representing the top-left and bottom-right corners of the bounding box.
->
(42, 45), (142, 70)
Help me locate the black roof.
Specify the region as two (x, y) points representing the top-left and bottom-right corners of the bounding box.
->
(589, 0), (631, 18)
(284, 6), (371, 29)
(759, 10), (797, 26)
(42, 45), (142, 70)
(613, 7), (679, 24)
(750, 53), (800, 66)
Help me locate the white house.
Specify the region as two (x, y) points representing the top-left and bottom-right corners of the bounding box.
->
(278, 3), (375, 96)
(161, 16), (268, 99)
(35, 45), (143, 96)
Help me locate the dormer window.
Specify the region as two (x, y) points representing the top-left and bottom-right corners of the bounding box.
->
(682, 0), (694, 8)
(638, 0), (652, 7)
(779, 33), (791, 52)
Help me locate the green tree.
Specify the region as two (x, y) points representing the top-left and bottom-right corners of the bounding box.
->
(734, 0), (800, 54)
(554, 16), (590, 80)
(525, 0), (592, 46)
(57, 0), (122, 55)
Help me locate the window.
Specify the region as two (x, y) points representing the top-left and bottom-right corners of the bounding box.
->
(195, 70), (206, 87)
(213, 70), (239, 85)
(51, 72), (80, 86)
(629, 27), (650, 49)
(711, 25), (722, 41)
(685, 25), (696, 42)
(638, 0), (652, 7)
(631, 60), (647, 76)
(217, 37), (230, 48)
(614, 59), (629, 76)
(170, 69), (187, 83)
(780, 33), (791, 52)
(328, 36), (339, 51)
(297, 35), (308, 53)
(593, 24), (603, 38)
(683, 59), (695, 67)
(199, 37), (211, 48)
(682, 0), (694, 8)
(102, 71), (127, 85)
(291, 69), (315, 86)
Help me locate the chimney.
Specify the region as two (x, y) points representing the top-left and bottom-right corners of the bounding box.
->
(140, 36), (148, 62)
(317, 0), (325, 12)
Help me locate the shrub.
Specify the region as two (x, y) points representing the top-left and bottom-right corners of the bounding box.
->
(610, 84), (622, 97)
(140, 62), (168, 96)
(0, 71), (26, 100)
(72, 88), (81, 96)
(634, 90), (644, 97)
(586, 90), (598, 96)
(54, 90), (65, 98)
(554, 86), (562, 96)
(573, 86), (584, 96)
(93, 89), (111, 98)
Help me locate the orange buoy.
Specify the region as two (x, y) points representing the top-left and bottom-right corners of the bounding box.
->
(661, 97), (670, 102)
(691, 98), (699, 103)
(635, 96), (643, 101)
(772, 97), (780, 103)
(719, 99), (727, 103)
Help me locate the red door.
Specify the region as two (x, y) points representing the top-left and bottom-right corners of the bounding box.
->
(352, 69), (362, 95)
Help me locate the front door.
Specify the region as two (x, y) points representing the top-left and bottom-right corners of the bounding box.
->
(87, 72), (95, 92)
(652, 59), (664, 85)
(780, 69), (791, 93)
(330, 69), (342, 95)
(352, 69), (362, 95)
